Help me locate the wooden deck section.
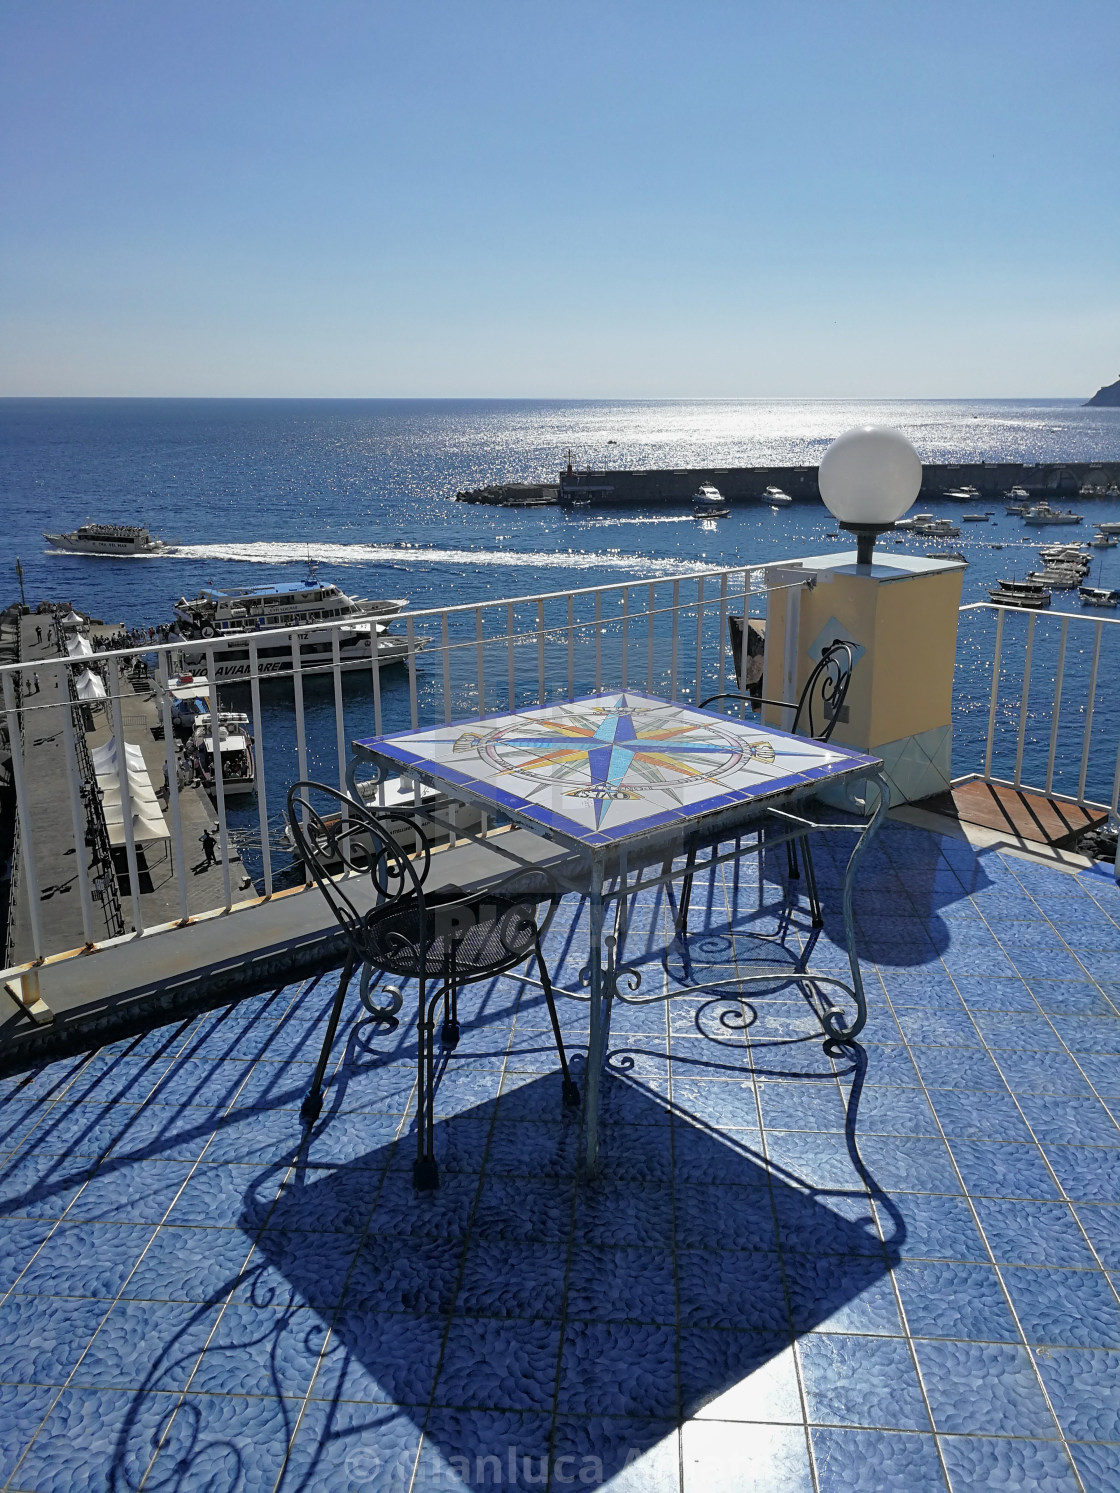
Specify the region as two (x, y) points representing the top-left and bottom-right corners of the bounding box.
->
(920, 779), (1107, 850)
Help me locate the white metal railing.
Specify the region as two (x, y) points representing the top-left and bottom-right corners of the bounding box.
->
(957, 602), (1120, 815)
(4, 575), (1116, 986)
(0, 565), (776, 981)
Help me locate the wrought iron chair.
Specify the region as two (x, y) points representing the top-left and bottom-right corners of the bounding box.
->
(286, 781), (580, 1190)
(676, 638), (856, 931)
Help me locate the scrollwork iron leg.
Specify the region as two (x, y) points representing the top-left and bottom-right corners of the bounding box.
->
(301, 948), (355, 1127)
(820, 771), (889, 1045)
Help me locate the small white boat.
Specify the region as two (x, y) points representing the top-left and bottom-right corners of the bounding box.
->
(895, 513), (933, 531)
(1097, 521), (1120, 535)
(44, 522), (171, 556)
(692, 482), (730, 516)
(1092, 532), (1119, 548)
(761, 485), (792, 506)
(944, 485), (981, 501)
(912, 518), (961, 537)
(960, 513), (990, 522)
(1027, 568), (1081, 590)
(1023, 503), (1083, 526)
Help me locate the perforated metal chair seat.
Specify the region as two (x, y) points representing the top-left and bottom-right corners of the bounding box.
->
(360, 890), (545, 981)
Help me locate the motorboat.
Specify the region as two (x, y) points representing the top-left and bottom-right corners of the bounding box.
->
(894, 513), (933, 531)
(43, 522), (172, 556)
(912, 518), (961, 537)
(1097, 521), (1120, 535)
(692, 482), (730, 516)
(1027, 568), (1082, 590)
(188, 712), (256, 795)
(926, 551), (968, 563)
(989, 579), (1051, 609)
(944, 485), (981, 501)
(761, 486), (792, 506)
(960, 513), (990, 522)
(1022, 503), (1083, 526)
(1079, 586), (1119, 609)
(1004, 487), (1031, 514)
(1092, 532), (1119, 548)
(169, 575), (415, 682)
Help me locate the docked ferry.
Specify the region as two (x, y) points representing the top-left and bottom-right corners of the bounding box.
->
(44, 522), (171, 556)
(168, 577), (415, 681)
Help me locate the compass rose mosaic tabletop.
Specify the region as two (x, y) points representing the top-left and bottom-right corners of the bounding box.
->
(355, 690), (880, 850)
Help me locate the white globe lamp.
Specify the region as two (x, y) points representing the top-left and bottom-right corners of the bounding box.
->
(818, 426), (923, 568)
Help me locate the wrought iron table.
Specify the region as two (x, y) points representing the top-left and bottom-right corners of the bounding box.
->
(351, 689), (887, 1174)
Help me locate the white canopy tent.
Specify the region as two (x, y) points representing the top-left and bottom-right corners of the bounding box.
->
(106, 811), (171, 846)
(90, 738), (147, 776)
(67, 634), (94, 659)
(75, 669), (107, 701)
(97, 774), (160, 808)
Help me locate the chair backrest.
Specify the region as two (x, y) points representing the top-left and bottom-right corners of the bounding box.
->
(791, 639), (855, 743)
(286, 780), (430, 951)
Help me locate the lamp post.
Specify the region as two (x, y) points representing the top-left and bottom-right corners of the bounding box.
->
(818, 427), (923, 568)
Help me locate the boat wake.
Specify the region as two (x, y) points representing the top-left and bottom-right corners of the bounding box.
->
(165, 541), (706, 575)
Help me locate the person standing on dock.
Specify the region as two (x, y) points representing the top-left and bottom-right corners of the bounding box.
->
(201, 828), (217, 867)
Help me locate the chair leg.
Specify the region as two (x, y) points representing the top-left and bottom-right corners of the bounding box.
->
(674, 842), (698, 937)
(440, 969), (461, 1048)
(786, 838), (800, 881)
(301, 949), (355, 1127)
(536, 940), (580, 1109)
(800, 835), (824, 928)
(413, 979), (441, 1191)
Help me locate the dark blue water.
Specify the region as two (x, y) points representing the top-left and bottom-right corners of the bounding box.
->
(4, 398), (1119, 860)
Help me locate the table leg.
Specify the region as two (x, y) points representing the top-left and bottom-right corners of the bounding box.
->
(582, 862), (606, 1177)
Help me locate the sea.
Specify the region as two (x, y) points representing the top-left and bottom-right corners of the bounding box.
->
(3, 397), (1119, 867)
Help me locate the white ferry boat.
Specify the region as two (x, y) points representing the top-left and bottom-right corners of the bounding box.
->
(169, 577), (414, 682)
(44, 522), (171, 556)
(692, 482), (730, 515)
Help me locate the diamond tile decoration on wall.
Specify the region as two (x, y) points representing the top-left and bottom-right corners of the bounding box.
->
(0, 821), (1117, 1491)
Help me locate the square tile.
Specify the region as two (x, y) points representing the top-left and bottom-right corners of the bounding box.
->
(915, 1340), (1056, 1437)
(798, 1333), (929, 1429)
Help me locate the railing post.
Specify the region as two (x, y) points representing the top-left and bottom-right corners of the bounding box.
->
(246, 638), (272, 898)
(647, 582), (656, 691)
(621, 586), (630, 689)
(1077, 619), (1104, 806)
(55, 660), (96, 947)
(717, 574), (727, 698)
(443, 612), (454, 722)
(204, 649), (233, 911)
(1012, 612), (1036, 789)
(505, 605), (515, 712)
(694, 574), (704, 703)
(474, 608), (485, 718)
(537, 599), (546, 705)
(156, 649), (192, 920)
(292, 632), (311, 882)
(331, 629), (347, 795)
(1045, 616), (1068, 796)
(983, 608), (1005, 782)
(567, 595), (575, 698)
(2, 669), (45, 961)
(594, 590), (602, 693)
(670, 580), (680, 700)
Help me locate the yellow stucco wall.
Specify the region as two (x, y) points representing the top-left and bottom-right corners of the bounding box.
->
(761, 564), (963, 753)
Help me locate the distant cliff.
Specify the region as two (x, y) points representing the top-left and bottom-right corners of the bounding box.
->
(1085, 378), (1120, 407)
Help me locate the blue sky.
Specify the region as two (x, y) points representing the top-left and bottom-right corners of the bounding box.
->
(2, 0), (1117, 396)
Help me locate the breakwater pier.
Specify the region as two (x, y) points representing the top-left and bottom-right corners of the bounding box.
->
(455, 459), (1120, 508)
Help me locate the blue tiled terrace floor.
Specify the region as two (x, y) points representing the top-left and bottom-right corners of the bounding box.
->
(1, 821), (1119, 1491)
